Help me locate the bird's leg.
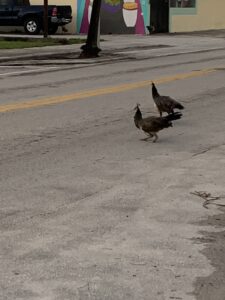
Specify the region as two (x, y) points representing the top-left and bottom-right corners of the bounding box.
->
(159, 110), (162, 117)
(141, 133), (153, 141)
(152, 133), (158, 143)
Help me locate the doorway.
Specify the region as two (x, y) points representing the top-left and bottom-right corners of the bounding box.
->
(150, 0), (169, 33)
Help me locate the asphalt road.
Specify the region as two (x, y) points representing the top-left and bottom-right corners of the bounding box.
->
(0, 34), (225, 300)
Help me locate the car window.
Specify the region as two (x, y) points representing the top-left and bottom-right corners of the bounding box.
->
(15, 0), (30, 5)
(170, 0), (196, 7)
(0, 0), (10, 5)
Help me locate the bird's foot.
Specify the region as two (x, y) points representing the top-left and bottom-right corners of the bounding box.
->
(152, 134), (158, 143)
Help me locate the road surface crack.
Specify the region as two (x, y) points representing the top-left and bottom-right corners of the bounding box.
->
(190, 191), (225, 209)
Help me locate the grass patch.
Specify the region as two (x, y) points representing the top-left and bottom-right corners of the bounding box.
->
(0, 37), (85, 49)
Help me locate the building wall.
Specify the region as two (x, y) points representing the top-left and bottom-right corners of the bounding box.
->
(31, 0), (76, 33)
(28, 0), (225, 35)
(170, 0), (225, 32)
(77, 0), (149, 35)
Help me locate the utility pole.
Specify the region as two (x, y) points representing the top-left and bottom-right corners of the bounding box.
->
(80, 0), (102, 58)
(43, 0), (48, 38)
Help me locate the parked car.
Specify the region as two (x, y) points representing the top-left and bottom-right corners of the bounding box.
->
(0, 0), (72, 34)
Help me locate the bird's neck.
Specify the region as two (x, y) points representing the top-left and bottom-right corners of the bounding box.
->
(152, 85), (160, 97)
(135, 108), (142, 120)
(134, 108), (143, 128)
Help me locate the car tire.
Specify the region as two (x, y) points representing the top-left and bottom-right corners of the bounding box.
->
(24, 17), (41, 35)
(48, 24), (58, 35)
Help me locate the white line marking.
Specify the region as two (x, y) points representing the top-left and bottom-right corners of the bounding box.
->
(0, 65), (40, 69)
(0, 66), (58, 76)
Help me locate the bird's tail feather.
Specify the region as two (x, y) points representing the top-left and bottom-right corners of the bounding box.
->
(164, 112), (182, 122)
(175, 103), (184, 110)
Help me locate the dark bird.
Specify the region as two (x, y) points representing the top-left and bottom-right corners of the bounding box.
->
(134, 104), (182, 143)
(152, 82), (184, 116)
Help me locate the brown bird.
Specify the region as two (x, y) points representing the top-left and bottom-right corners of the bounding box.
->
(134, 104), (182, 142)
(152, 82), (184, 116)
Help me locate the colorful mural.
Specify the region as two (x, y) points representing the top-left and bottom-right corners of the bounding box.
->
(77, 0), (148, 34)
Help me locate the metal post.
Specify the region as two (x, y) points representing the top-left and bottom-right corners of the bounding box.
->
(43, 0), (48, 38)
(80, 0), (102, 58)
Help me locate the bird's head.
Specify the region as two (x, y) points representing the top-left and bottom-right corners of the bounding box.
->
(133, 103), (140, 111)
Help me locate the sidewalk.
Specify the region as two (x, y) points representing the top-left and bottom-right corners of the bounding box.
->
(0, 30), (225, 63)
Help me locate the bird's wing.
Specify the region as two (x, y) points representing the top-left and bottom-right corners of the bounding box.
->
(160, 96), (176, 107)
(153, 95), (172, 111)
(142, 117), (168, 132)
(161, 96), (183, 109)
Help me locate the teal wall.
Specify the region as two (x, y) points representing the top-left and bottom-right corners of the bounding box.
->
(77, 0), (86, 34)
(141, 0), (150, 28)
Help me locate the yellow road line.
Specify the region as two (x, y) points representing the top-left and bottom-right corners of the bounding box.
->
(0, 67), (217, 113)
